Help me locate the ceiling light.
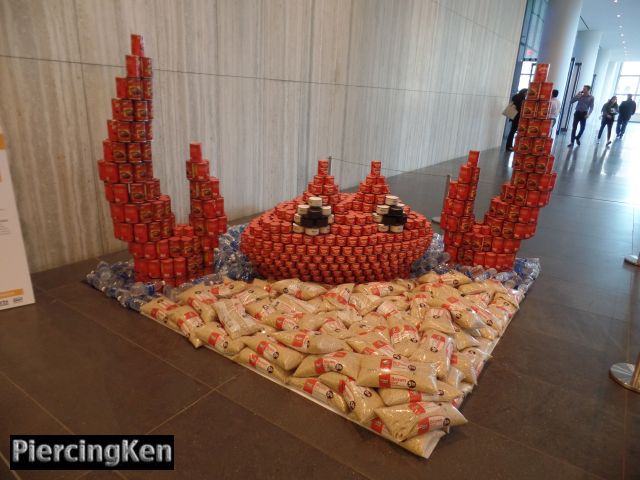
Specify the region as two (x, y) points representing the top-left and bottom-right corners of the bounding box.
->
(617, 14), (621, 17)
(619, 25), (623, 28)
(621, 33), (624, 36)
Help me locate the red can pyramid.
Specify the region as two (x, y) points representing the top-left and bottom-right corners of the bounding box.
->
(440, 63), (557, 271)
(97, 34), (227, 286)
(241, 159), (433, 283)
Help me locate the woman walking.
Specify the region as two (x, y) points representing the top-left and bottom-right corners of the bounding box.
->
(597, 96), (618, 146)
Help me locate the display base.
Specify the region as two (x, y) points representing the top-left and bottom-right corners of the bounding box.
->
(624, 254), (640, 266)
(609, 363), (640, 393)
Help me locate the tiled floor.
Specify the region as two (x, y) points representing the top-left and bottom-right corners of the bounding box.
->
(1, 122), (639, 479)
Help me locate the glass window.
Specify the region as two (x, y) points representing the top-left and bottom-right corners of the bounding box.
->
(616, 76), (639, 96)
(620, 62), (640, 76)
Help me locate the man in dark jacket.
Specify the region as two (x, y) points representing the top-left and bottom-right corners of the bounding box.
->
(506, 88), (528, 152)
(616, 94), (637, 139)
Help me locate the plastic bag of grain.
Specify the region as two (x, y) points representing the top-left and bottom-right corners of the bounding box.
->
(287, 377), (348, 413)
(318, 372), (384, 423)
(233, 285), (271, 306)
(450, 351), (481, 384)
(272, 293), (318, 315)
(273, 330), (348, 354)
(410, 329), (454, 379)
(490, 292), (519, 315)
(263, 312), (303, 331)
(375, 401), (467, 442)
(464, 292), (493, 307)
(322, 283), (355, 310)
(213, 299), (262, 339)
(417, 308), (457, 335)
(177, 285), (218, 322)
(307, 296), (329, 313)
(452, 328), (480, 351)
(318, 315), (351, 339)
(369, 417), (395, 440)
(438, 297), (486, 330)
(402, 430), (446, 458)
(334, 309), (363, 327)
(362, 312), (387, 327)
(412, 283), (461, 304)
(297, 314), (328, 331)
(417, 272), (441, 284)
(458, 281), (489, 296)
(244, 297), (277, 322)
(438, 271), (471, 288)
(384, 296), (411, 311)
(167, 305), (205, 347)
(233, 348), (289, 382)
(271, 279), (327, 300)
(409, 297), (431, 321)
(193, 322), (244, 355)
(357, 356), (438, 394)
(355, 281), (407, 297)
(348, 293), (383, 315)
(445, 366), (464, 390)
(347, 330), (397, 357)
(378, 378), (462, 405)
(377, 300), (402, 320)
(294, 351), (361, 378)
(209, 280), (248, 298)
(394, 279), (416, 292)
(387, 314), (420, 357)
(242, 333), (305, 370)
(141, 296), (179, 323)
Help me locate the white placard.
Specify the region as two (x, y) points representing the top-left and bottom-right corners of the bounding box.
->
(0, 127), (35, 310)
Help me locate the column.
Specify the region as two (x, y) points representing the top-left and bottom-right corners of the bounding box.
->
(538, 0), (583, 97)
(572, 30), (603, 90)
(593, 48), (612, 108)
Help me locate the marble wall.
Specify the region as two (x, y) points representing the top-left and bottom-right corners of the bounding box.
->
(0, 0), (526, 272)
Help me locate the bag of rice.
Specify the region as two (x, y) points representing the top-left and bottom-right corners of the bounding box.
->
(245, 298), (277, 322)
(374, 401), (467, 442)
(322, 283), (355, 310)
(416, 272), (441, 284)
(242, 334), (305, 370)
(287, 377), (348, 413)
(475, 338), (494, 353)
(438, 297), (486, 330)
(417, 308), (456, 335)
(272, 330), (348, 354)
(445, 366), (464, 390)
(141, 296), (179, 323)
(409, 297), (431, 320)
(355, 282), (407, 297)
(347, 330), (397, 357)
(348, 293), (383, 315)
(393, 279), (416, 292)
(401, 430), (446, 458)
(294, 351), (361, 379)
(357, 356), (438, 394)
(410, 329), (454, 379)
(450, 352), (479, 384)
(334, 309), (363, 327)
(457, 281), (489, 296)
(167, 305), (205, 347)
(209, 280), (248, 298)
(234, 285), (271, 306)
(491, 292), (519, 315)
(318, 315), (350, 339)
(377, 300), (402, 320)
(263, 312), (303, 331)
(213, 299), (262, 339)
(193, 322), (244, 355)
(438, 271), (471, 288)
(177, 285), (218, 322)
(369, 416), (395, 440)
(271, 279), (327, 301)
(387, 315), (420, 357)
(307, 296), (329, 313)
(272, 293), (318, 315)
(464, 292), (493, 307)
(297, 314), (328, 331)
(378, 379), (462, 405)
(412, 283), (461, 304)
(341, 378), (384, 423)
(361, 312), (387, 327)
(452, 328), (480, 351)
(384, 296), (411, 311)
(233, 348), (289, 383)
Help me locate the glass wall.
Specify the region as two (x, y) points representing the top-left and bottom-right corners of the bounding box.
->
(615, 62), (640, 100)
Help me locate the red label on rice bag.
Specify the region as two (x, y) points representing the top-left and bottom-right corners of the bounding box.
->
(275, 316), (299, 330)
(408, 390), (423, 403)
(293, 332), (309, 348)
(256, 340), (279, 359)
(370, 418), (385, 434)
(303, 378), (318, 394)
(418, 416), (445, 434)
(314, 351), (347, 374)
(390, 324), (419, 344)
(378, 373), (413, 389)
(409, 402), (426, 415)
(207, 331), (228, 349)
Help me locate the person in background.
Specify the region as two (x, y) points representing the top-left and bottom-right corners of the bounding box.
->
(548, 89), (561, 137)
(568, 85), (594, 147)
(616, 94), (637, 139)
(596, 96), (618, 146)
(506, 88), (528, 152)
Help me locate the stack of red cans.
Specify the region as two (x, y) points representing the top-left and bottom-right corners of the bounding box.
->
(440, 63), (558, 271)
(240, 160), (433, 284)
(97, 35), (226, 286)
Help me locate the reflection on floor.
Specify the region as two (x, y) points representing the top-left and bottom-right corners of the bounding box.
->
(0, 123), (639, 480)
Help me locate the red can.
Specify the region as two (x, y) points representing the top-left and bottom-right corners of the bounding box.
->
(537, 101), (550, 119)
(110, 203), (125, 222)
(513, 223), (528, 239)
(502, 185), (516, 203)
(101, 162), (118, 183)
(124, 204), (140, 224)
(517, 118), (529, 136)
(515, 136), (531, 154)
(104, 184), (115, 202)
(126, 55), (140, 77)
(468, 150), (480, 166)
(491, 236), (504, 253)
(149, 222), (162, 241)
(206, 218), (218, 235)
(540, 119), (553, 138)
(140, 57), (152, 78)
(142, 78), (152, 99)
(518, 207), (531, 223)
(128, 183), (145, 203)
(133, 163), (147, 182)
(161, 259), (174, 278)
(120, 223), (134, 242)
(127, 143), (142, 163)
(141, 142), (152, 161)
(216, 197), (225, 216)
(507, 205), (520, 223)
(455, 183), (469, 200)
(527, 173), (540, 190)
(538, 191), (551, 206)
(512, 171), (527, 189)
(134, 224), (149, 243)
(527, 82), (541, 101)
(191, 218), (205, 236)
(539, 173), (553, 190)
(534, 63), (549, 82)
(114, 121), (131, 142)
(525, 190), (540, 207)
(143, 242), (157, 259)
(133, 100), (148, 121)
(156, 239), (169, 259)
(131, 122), (146, 142)
(139, 203), (153, 223)
(113, 184), (129, 204)
(484, 252), (497, 268)
(539, 82), (553, 100)
(522, 100), (537, 118)
(127, 78), (143, 100)
(116, 77), (128, 99)
(514, 189), (527, 206)
(459, 165), (473, 183)
(502, 221), (514, 239)
(527, 119), (541, 137)
(169, 237), (182, 257)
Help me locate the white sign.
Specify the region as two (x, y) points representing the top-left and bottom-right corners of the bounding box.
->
(0, 126), (35, 310)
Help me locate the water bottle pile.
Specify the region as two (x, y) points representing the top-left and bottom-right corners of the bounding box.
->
(86, 224), (541, 310)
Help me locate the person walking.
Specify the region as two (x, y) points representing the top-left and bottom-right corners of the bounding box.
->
(506, 88), (528, 152)
(616, 94), (637, 139)
(596, 96), (618, 146)
(548, 89), (561, 137)
(568, 85), (594, 147)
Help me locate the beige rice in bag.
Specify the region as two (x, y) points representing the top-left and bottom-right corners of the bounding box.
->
(333, 309), (363, 327)
(318, 315), (351, 339)
(244, 298), (277, 322)
(375, 401), (467, 442)
(361, 312), (387, 327)
(369, 417), (396, 440)
(193, 322), (244, 355)
(417, 308), (457, 335)
(242, 334), (305, 370)
(357, 356), (438, 394)
(438, 271), (471, 288)
(453, 328), (481, 350)
(409, 297), (431, 321)
(272, 293), (318, 315)
(401, 430), (446, 458)
(167, 305), (205, 347)
(297, 313), (328, 331)
(416, 272), (441, 284)
(410, 329), (454, 379)
(141, 296), (179, 323)
(272, 330), (348, 354)
(307, 296), (328, 313)
(322, 283), (354, 310)
(355, 281), (407, 297)
(232, 284), (271, 306)
(412, 283), (461, 304)
(318, 373), (384, 423)
(378, 380), (462, 405)
(393, 279), (416, 292)
(438, 297), (486, 330)
(457, 281), (489, 296)
(387, 314), (421, 358)
(445, 366), (465, 390)
(262, 312), (303, 331)
(177, 285), (218, 322)
(233, 348), (289, 383)
(271, 279), (327, 300)
(287, 377), (348, 413)
(294, 351), (361, 379)
(209, 280), (248, 298)
(463, 292), (493, 307)
(491, 292), (520, 316)
(348, 293), (383, 315)
(213, 299), (262, 339)
(450, 352), (479, 384)
(347, 329), (397, 357)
